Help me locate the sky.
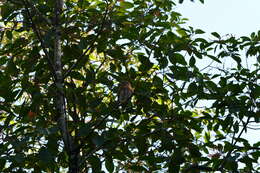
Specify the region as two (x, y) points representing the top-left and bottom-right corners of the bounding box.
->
(176, 0), (260, 36)
(176, 0), (260, 144)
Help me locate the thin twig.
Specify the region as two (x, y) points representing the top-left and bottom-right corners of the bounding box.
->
(24, 0), (52, 26)
(22, 0), (56, 79)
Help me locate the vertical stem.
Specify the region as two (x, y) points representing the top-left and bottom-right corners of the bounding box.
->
(54, 0), (68, 148)
(54, 0), (78, 172)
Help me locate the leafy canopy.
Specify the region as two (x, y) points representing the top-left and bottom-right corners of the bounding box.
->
(0, 0), (259, 172)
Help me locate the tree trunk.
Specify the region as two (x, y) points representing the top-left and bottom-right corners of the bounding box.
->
(54, 0), (79, 172)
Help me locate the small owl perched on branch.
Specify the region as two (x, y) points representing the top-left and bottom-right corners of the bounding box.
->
(117, 81), (134, 105)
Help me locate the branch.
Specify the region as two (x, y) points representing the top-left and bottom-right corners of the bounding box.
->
(53, 0), (72, 153)
(68, 78), (80, 123)
(22, 0), (56, 79)
(218, 116), (251, 171)
(24, 0), (52, 26)
(63, 0), (110, 79)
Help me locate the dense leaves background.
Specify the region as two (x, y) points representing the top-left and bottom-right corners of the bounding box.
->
(0, 0), (259, 172)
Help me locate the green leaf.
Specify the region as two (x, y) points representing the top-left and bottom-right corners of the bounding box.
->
(128, 165), (147, 171)
(169, 52), (187, 65)
(78, 124), (91, 137)
(205, 81), (218, 91)
(138, 55), (153, 72)
(207, 54), (221, 63)
(14, 153), (25, 164)
(88, 156), (102, 172)
(158, 56), (168, 69)
(6, 60), (19, 76)
(0, 56), (8, 65)
(90, 98), (103, 108)
(112, 151), (127, 161)
(135, 136), (148, 155)
(120, 1), (134, 9)
(257, 55), (260, 63)
(70, 71), (85, 81)
(189, 145), (202, 158)
(211, 32), (221, 39)
(0, 158), (6, 169)
(169, 66), (191, 81)
(92, 135), (105, 147)
(170, 148), (185, 164)
(251, 85), (260, 98)
(233, 121), (239, 133)
(187, 82), (197, 96)
(1, 3), (13, 20)
(224, 158), (238, 171)
(231, 54), (241, 65)
(189, 56), (196, 66)
(0, 0), (258, 171)
(39, 148), (53, 163)
(79, 36), (91, 49)
(6, 30), (13, 40)
(169, 164), (180, 173)
(204, 131), (210, 143)
(239, 155), (255, 166)
(105, 156), (114, 173)
(153, 76), (163, 87)
(195, 29), (205, 34)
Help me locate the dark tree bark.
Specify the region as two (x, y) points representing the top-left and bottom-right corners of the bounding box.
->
(54, 0), (79, 172)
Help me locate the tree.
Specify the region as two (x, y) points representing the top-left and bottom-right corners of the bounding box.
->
(0, 0), (259, 172)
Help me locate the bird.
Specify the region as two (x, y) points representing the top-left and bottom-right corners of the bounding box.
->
(117, 81), (134, 105)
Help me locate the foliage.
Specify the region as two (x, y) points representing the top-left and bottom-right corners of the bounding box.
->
(0, 0), (259, 172)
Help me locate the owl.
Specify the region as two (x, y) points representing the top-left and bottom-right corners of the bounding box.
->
(117, 81), (134, 105)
